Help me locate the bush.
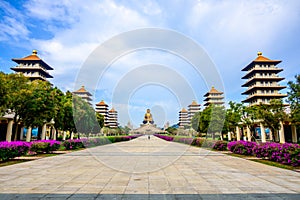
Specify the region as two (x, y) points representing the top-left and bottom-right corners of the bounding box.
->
(173, 137), (194, 144)
(63, 139), (84, 150)
(153, 134), (174, 141)
(213, 140), (228, 151)
(0, 141), (31, 161)
(191, 138), (204, 147)
(154, 134), (222, 149)
(227, 141), (257, 155)
(30, 140), (60, 154)
(202, 140), (216, 148)
(63, 135), (142, 150)
(253, 142), (300, 166)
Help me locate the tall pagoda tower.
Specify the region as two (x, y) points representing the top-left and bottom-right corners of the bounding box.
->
(11, 50), (53, 81)
(95, 100), (109, 127)
(107, 108), (118, 128)
(178, 108), (189, 128)
(188, 100), (201, 122)
(242, 52), (286, 106)
(73, 86), (92, 106)
(203, 87), (224, 107)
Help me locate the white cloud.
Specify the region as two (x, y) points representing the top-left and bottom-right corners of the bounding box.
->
(26, 0), (151, 80)
(0, 1), (29, 41)
(1, 0), (299, 126)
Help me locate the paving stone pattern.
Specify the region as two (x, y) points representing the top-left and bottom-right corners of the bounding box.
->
(0, 135), (299, 199)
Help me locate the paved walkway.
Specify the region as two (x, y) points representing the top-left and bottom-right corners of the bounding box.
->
(0, 135), (299, 199)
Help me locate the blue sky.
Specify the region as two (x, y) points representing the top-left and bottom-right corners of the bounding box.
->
(1, 0), (300, 127)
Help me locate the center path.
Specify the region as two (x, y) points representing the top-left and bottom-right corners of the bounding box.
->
(0, 135), (299, 199)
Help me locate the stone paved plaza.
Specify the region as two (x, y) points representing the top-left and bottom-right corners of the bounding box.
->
(0, 135), (299, 199)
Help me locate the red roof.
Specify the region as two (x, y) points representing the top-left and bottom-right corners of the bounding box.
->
(73, 86), (92, 96)
(96, 100), (108, 106)
(180, 108), (188, 112)
(204, 86), (223, 96)
(242, 52), (281, 71)
(109, 108), (117, 113)
(188, 100), (200, 107)
(12, 50), (53, 70)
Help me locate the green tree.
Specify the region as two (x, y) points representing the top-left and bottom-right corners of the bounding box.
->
(241, 105), (259, 140)
(207, 104), (226, 139)
(0, 72), (11, 115)
(166, 126), (177, 135)
(192, 105), (226, 139)
(73, 95), (98, 136)
(225, 101), (243, 135)
(256, 99), (287, 141)
(287, 74), (300, 127)
(96, 112), (105, 128)
(191, 111), (201, 132)
(5, 73), (31, 139)
(54, 91), (76, 135)
(21, 80), (57, 128)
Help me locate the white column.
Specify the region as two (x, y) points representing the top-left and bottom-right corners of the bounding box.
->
(274, 129), (279, 142)
(41, 123), (47, 140)
(26, 127), (32, 142)
(52, 128), (56, 140)
(70, 131), (74, 140)
(20, 127), (24, 140)
(6, 120), (14, 142)
(246, 126), (251, 141)
(291, 125), (297, 143)
(279, 121), (285, 144)
(269, 129), (273, 141)
(227, 132), (232, 141)
(63, 131), (67, 140)
(236, 126), (241, 141)
(260, 123), (266, 143)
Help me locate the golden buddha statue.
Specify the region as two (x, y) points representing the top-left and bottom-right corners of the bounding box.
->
(143, 109), (154, 124)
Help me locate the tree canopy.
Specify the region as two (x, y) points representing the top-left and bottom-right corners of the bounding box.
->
(287, 74), (300, 127)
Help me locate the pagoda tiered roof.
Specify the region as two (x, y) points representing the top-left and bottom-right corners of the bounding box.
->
(242, 52), (281, 71)
(204, 86), (223, 97)
(11, 50), (53, 80)
(96, 100), (108, 107)
(12, 50), (53, 70)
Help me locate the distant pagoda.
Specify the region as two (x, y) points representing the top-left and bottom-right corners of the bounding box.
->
(73, 86), (92, 106)
(95, 100), (109, 127)
(188, 100), (201, 122)
(203, 86), (224, 107)
(178, 108), (189, 128)
(107, 108), (118, 128)
(11, 50), (53, 81)
(242, 52), (287, 106)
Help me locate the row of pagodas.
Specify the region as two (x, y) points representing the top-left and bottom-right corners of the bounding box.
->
(178, 87), (224, 128)
(72, 86), (119, 128)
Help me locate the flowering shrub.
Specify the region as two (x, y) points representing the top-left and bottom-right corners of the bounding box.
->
(227, 141), (257, 155)
(173, 137), (194, 144)
(0, 141), (31, 161)
(202, 140), (216, 148)
(30, 140), (60, 153)
(191, 138), (204, 147)
(80, 138), (110, 147)
(213, 141), (228, 151)
(253, 142), (300, 166)
(63, 135), (142, 150)
(107, 134), (142, 143)
(63, 139), (84, 150)
(154, 134), (219, 149)
(153, 134), (174, 141)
